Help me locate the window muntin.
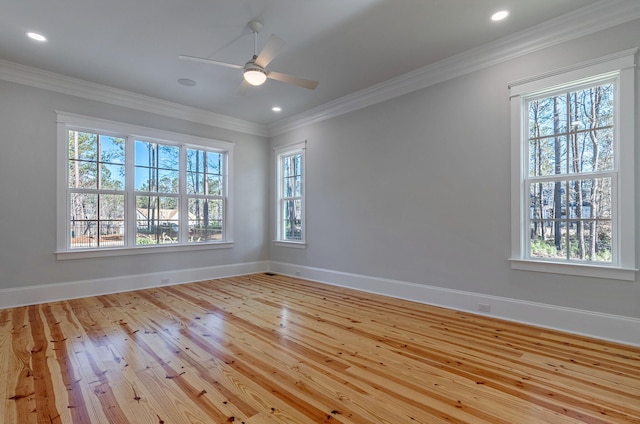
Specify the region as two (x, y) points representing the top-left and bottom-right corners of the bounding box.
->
(525, 81), (615, 263)
(60, 113), (232, 253)
(276, 143), (305, 243)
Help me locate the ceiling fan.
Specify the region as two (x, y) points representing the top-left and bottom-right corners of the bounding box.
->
(179, 20), (319, 92)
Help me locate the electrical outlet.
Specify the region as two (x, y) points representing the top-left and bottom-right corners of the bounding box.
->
(161, 278), (170, 285)
(295, 271), (301, 276)
(478, 303), (491, 313)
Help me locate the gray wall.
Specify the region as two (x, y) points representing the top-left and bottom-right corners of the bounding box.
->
(0, 80), (270, 289)
(270, 19), (640, 319)
(1, 18), (638, 321)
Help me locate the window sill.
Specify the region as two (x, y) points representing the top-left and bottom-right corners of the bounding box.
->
(509, 258), (637, 281)
(56, 241), (234, 260)
(273, 241), (307, 249)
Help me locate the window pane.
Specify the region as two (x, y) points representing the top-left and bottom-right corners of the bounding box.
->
(70, 193), (98, 248)
(529, 182), (564, 220)
(134, 140), (153, 167)
(68, 131), (97, 161)
(135, 196), (179, 245)
(568, 129), (614, 173)
(529, 180), (567, 259)
(70, 220), (98, 248)
(158, 169), (178, 193)
(100, 135), (125, 164)
(187, 149), (205, 172)
(135, 167), (154, 191)
(94, 195), (125, 245)
(188, 198), (223, 242)
(158, 145), (179, 170)
(281, 199), (302, 241)
(70, 193), (97, 220)
(529, 136), (567, 176)
(570, 84), (614, 130)
(187, 171), (203, 194)
(207, 175), (222, 196)
(207, 152), (222, 174)
(99, 194), (125, 220)
(97, 221), (125, 247)
(567, 220), (612, 263)
(135, 142), (179, 194)
(100, 163), (125, 190)
(283, 154), (302, 178)
(69, 161), (97, 188)
(529, 221), (562, 259)
(284, 176), (302, 197)
(187, 149), (224, 196)
(528, 96), (568, 138)
(568, 178), (612, 220)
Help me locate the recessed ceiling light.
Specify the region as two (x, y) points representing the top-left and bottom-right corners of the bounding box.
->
(491, 10), (509, 21)
(272, 106), (282, 112)
(26, 32), (47, 42)
(177, 78), (196, 87)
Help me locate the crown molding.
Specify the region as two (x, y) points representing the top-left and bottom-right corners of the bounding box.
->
(268, 0), (640, 137)
(1, 0), (637, 139)
(0, 59), (269, 137)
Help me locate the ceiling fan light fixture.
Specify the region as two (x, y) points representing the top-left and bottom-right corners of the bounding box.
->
(244, 68), (267, 86)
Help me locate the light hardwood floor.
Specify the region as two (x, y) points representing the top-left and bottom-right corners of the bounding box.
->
(0, 273), (638, 423)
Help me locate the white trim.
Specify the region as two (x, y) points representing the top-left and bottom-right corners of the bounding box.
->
(0, 261), (270, 309)
(268, 0), (640, 136)
(56, 111), (235, 150)
(0, 2), (638, 138)
(269, 262), (640, 347)
(275, 141), (306, 243)
(509, 259), (636, 281)
(2, 260), (638, 346)
(272, 241), (307, 249)
(0, 60), (267, 136)
(57, 111), (235, 255)
(509, 51), (636, 277)
(56, 241), (234, 260)
(508, 48), (637, 95)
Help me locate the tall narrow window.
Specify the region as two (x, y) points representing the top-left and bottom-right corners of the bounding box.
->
(68, 130), (126, 249)
(275, 142), (306, 245)
(134, 140), (180, 245)
(57, 112), (234, 258)
(186, 148), (225, 242)
(509, 50), (636, 280)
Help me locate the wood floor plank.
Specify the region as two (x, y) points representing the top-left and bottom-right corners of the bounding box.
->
(0, 273), (639, 423)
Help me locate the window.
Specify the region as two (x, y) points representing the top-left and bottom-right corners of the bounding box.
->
(275, 142), (306, 246)
(57, 112), (233, 258)
(509, 50), (636, 280)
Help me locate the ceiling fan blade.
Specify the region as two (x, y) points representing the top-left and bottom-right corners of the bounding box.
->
(237, 79), (250, 96)
(254, 34), (286, 68)
(178, 55), (243, 69)
(268, 71), (319, 90)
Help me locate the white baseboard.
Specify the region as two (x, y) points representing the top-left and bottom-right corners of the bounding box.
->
(269, 261), (640, 347)
(3, 260), (637, 347)
(0, 261), (270, 309)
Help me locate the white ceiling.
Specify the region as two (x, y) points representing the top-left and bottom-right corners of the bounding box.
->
(0, 0), (606, 125)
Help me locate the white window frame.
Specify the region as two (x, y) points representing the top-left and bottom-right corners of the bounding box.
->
(508, 49), (637, 281)
(274, 141), (306, 248)
(56, 111), (234, 259)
